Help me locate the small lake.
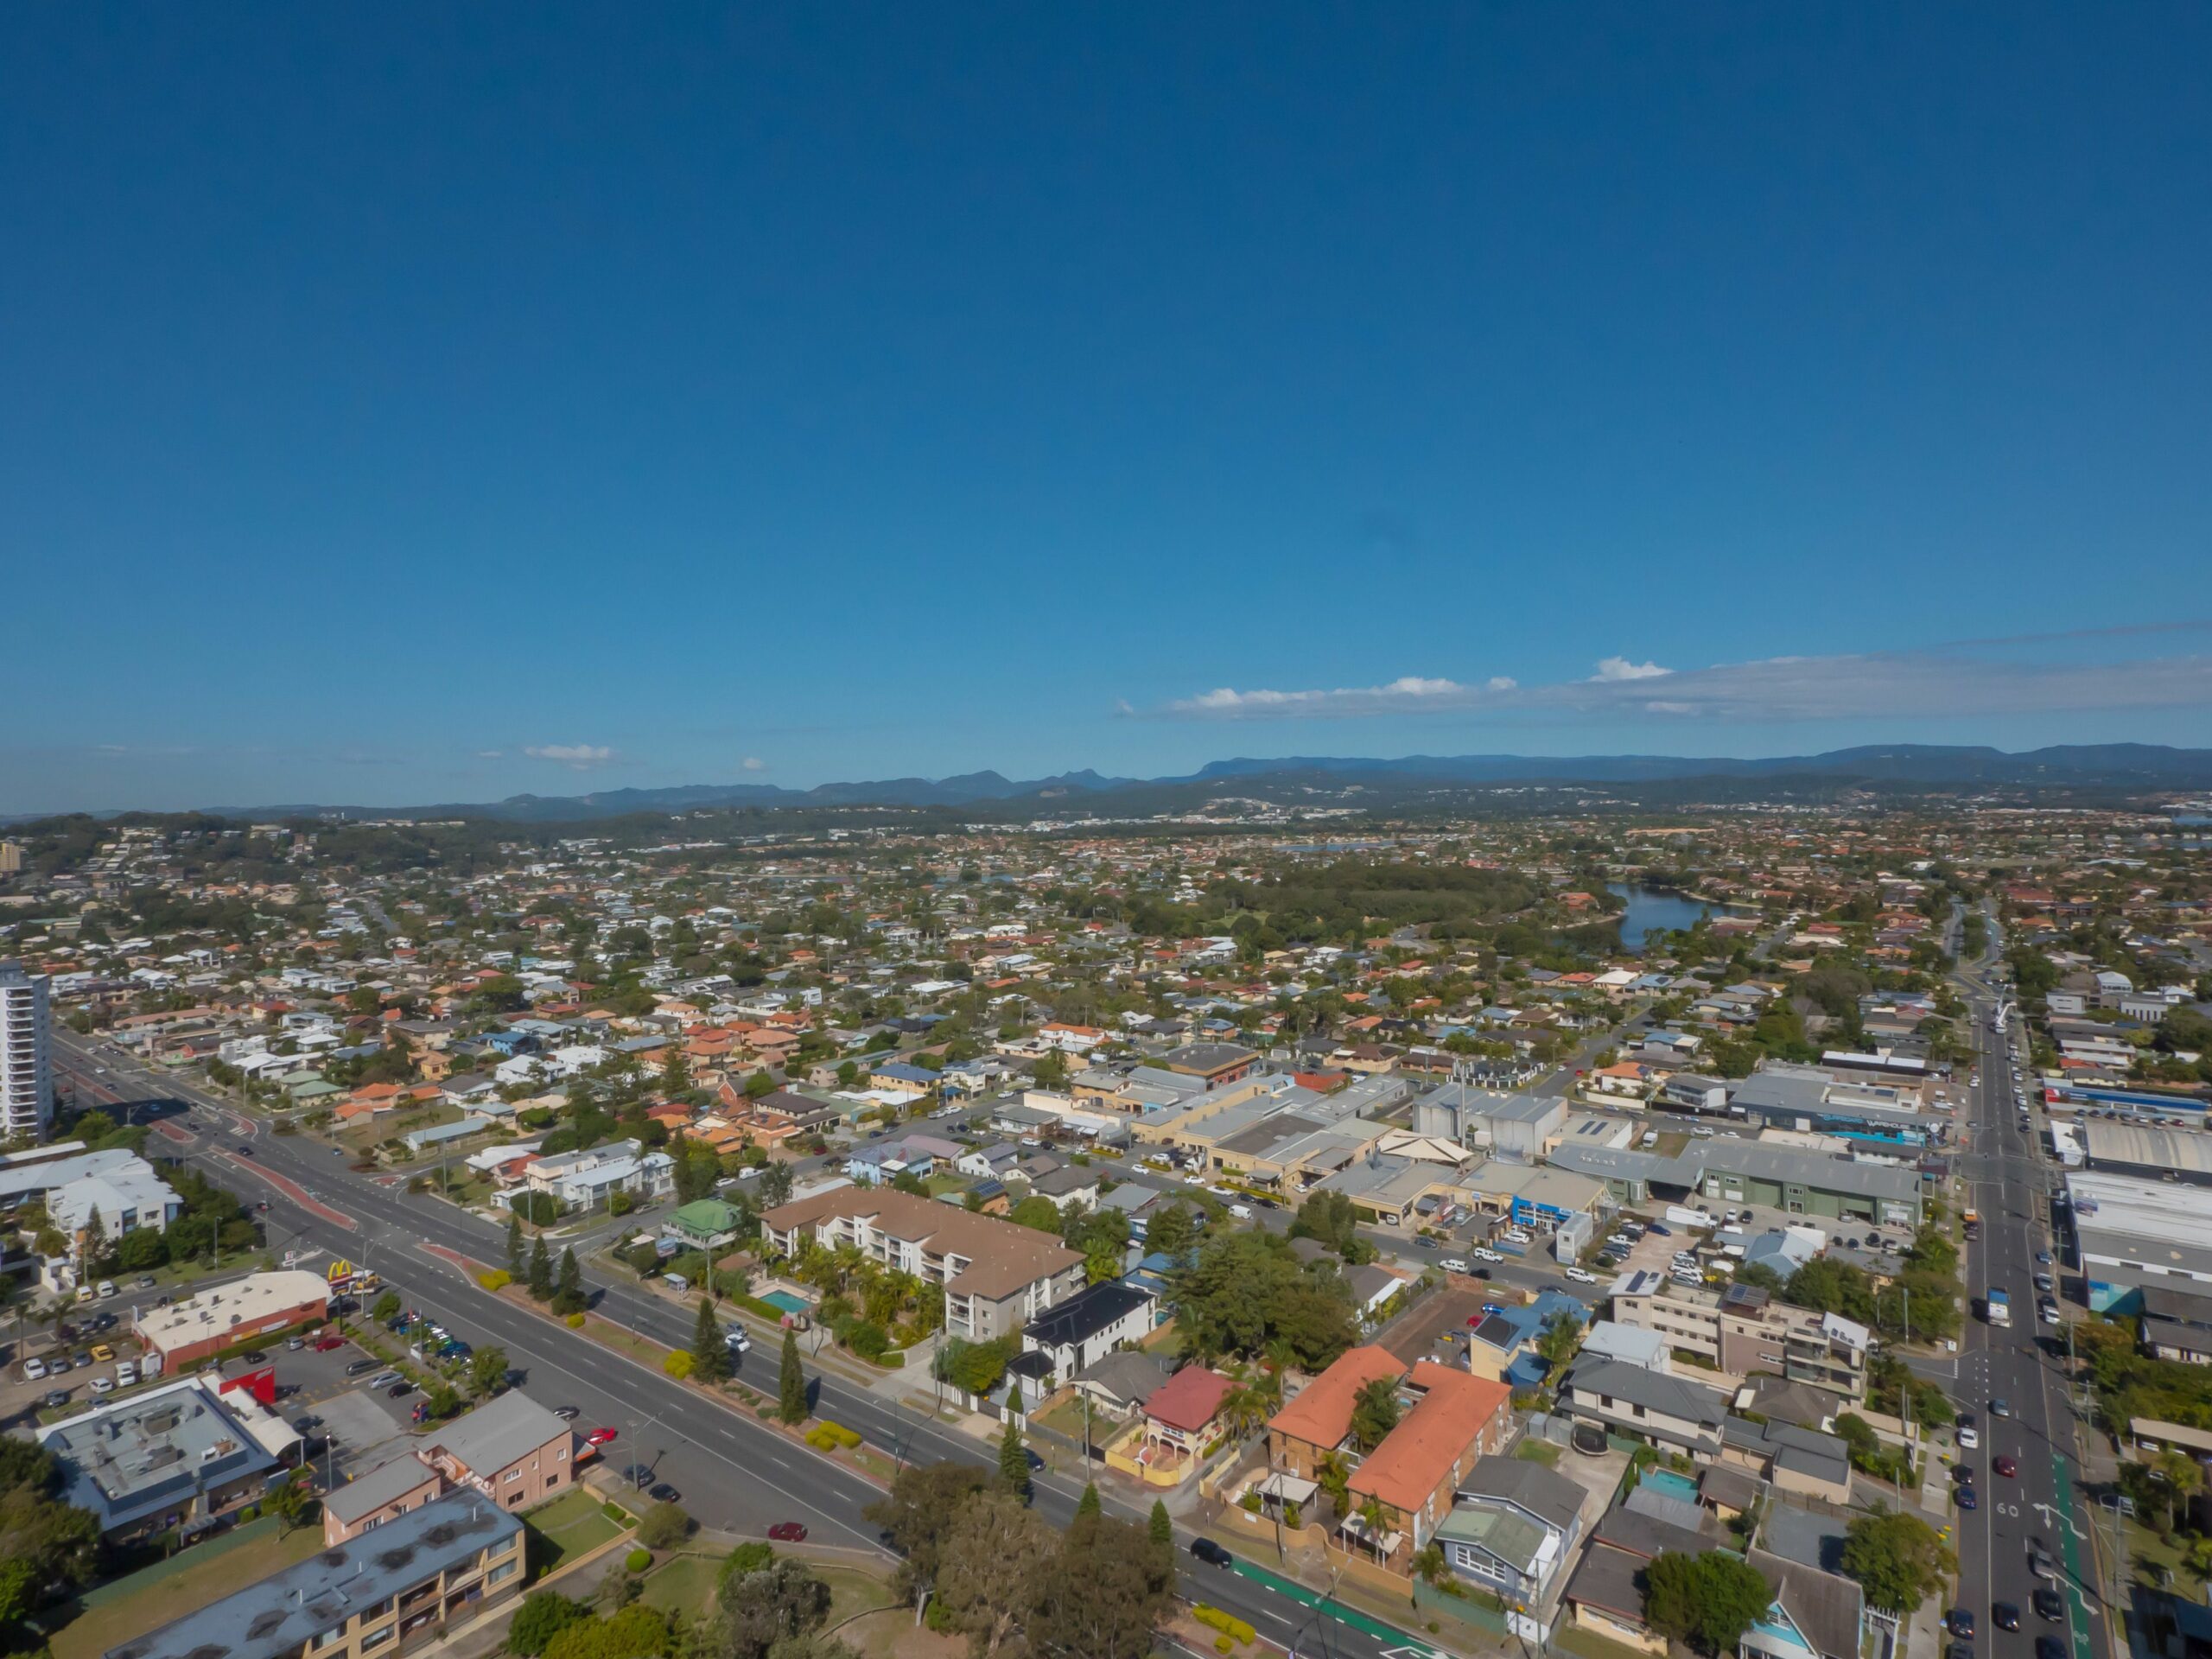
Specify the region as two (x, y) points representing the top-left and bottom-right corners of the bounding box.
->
(1609, 883), (1715, 952)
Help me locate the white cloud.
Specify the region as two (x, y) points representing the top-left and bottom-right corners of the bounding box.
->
(524, 743), (617, 769)
(741, 756), (766, 772)
(1161, 675), (1516, 719)
(1142, 647), (2212, 724)
(475, 749), (504, 760)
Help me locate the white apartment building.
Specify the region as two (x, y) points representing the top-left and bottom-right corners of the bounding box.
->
(0, 961), (54, 1142)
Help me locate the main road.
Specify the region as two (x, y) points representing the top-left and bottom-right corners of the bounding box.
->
(1948, 909), (2107, 1659)
(51, 1033), (1432, 1659)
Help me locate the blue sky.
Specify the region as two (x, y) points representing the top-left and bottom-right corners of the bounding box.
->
(4, 4), (2210, 813)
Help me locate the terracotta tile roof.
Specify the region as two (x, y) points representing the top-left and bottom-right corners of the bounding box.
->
(1268, 1345), (1408, 1452)
(1144, 1366), (1234, 1434)
(1348, 1362), (1514, 1514)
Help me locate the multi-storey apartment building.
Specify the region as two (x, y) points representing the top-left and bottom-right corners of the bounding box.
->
(760, 1186), (1084, 1341)
(0, 960), (54, 1142)
(1606, 1274), (1868, 1402)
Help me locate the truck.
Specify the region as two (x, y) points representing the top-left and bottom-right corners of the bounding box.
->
(1985, 1287), (2012, 1327)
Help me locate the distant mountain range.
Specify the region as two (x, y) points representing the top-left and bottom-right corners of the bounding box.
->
(111, 741), (2212, 825)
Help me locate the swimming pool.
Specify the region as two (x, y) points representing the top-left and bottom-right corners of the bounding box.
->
(1641, 1468), (1700, 1505)
(760, 1290), (810, 1316)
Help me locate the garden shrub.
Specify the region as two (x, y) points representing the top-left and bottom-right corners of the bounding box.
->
(478, 1269), (511, 1291)
(626, 1548), (652, 1573)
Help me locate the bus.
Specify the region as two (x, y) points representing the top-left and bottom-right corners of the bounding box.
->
(1985, 1287), (2012, 1327)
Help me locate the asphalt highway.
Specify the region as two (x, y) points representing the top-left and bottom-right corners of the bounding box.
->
(52, 1034), (1435, 1659)
(1950, 914), (2107, 1659)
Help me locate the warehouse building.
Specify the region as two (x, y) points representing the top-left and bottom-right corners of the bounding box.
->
(2066, 1171), (2212, 1314)
(2081, 1121), (2212, 1188)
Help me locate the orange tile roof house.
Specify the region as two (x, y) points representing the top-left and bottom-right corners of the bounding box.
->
(1267, 1347), (1515, 1576)
(760, 1186), (1085, 1343)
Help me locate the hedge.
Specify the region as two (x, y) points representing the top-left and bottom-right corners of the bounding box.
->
(565, 1312), (586, 1329)
(664, 1352), (695, 1380)
(867, 1350), (905, 1370)
(1193, 1606), (1255, 1646)
(804, 1421), (862, 1452)
(734, 1295), (792, 1325)
(477, 1269), (512, 1292)
(603, 1502), (632, 1524)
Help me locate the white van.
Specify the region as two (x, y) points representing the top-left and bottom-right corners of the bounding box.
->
(663, 1274), (690, 1294)
(1639, 1130), (1659, 1148)
(1228, 1204), (1252, 1220)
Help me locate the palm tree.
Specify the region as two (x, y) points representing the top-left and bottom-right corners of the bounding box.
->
(1355, 1497), (1391, 1562)
(1316, 1450), (1351, 1515)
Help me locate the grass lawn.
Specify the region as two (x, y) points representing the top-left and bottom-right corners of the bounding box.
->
(52, 1517), (327, 1659)
(640, 1553), (723, 1618)
(817, 1562), (899, 1628)
(1029, 1395), (1096, 1442)
(1516, 1438), (1562, 1467)
(924, 1173), (969, 1199)
(524, 1487), (627, 1579)
(2122, 1519), (2198, 1591)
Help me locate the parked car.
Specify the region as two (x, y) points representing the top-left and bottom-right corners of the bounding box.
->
(1439, 1258), (1470, 1274)
(89, 1344), (114, 1363)
(96, 1281), (117, 1300)
(1957, 1485), (1977, 1510)
(1957, 1425), (1980, 1449)
(1190, 1539), (1232, 1567)
(315, 1336), (347, 1352)
(1993, 1603), (2019, 1631)
(587, 1427), (620, 1446)
(346, 1358), (380, 1376)
(368, 1370), (402, 1389)
(115, 1361), (137, 1386)
(1565, 1266), (1599, 1284)
(90, 1376), (115, 1397)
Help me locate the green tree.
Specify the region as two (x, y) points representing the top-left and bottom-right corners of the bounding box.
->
(528, 1233), (553, 1300)
(637, 1501), (693, 1550)
(1149, 1496), (1173, 1544)
(508, 1590), (589, 1657)
(542, 1604), (671, 1659)
(469, 1346), (510, 1396)
(864, 1462), (992, 1609)
(709, 1558), (830, 1659)
(1840, 1509), (1957, 1614)
(263, 1474), (314, 1535)
(506, 1213), (524, 1278)
(778, 1329), (807, 1423)
(692, 1294), (731, 1383)
(554, 1246), (586, 1315)
(372, 1288), (402, 1324)
(1350, 1376), (1401, 1452)
(1644, 1551), (1775, 1656)
(997, 1417), (1031, 1499)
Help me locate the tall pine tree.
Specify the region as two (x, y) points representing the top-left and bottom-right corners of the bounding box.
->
(778, 1330), (807, 1423)
(505, 1215), (524, 1278)
(1148, 1498), (1173, 1553)
(997, 1417), (1030, 1500)
(554, 1247), (584, 1314)
(691, 1294), (729, 1382)
(527, 1234), (553, 1300)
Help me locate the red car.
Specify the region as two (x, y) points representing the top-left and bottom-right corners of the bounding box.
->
(1994, 1455), (2018, 1478)
(767, 1522), (808, 1542)
(314, 1337), (347, 1352)
(586, 1427), (620, 1446)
